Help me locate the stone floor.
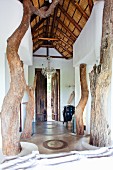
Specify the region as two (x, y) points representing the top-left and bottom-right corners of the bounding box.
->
(21, 121), (90, 154)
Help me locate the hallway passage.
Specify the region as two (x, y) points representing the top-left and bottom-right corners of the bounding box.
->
(21, 121), (89, 154)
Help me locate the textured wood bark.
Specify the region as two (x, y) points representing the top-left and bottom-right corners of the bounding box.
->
(75, 64), (89, 135)
(1, 0), (60, 156)
(89, 65), (98, 145)
(89, 0), (113, 147)
(21, 75), (37, 139)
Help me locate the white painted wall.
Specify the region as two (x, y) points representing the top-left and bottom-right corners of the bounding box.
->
(21, 64), (29, 131)
(0, 47), (6, 111)
(0, 0), (33, 66)
(0, 0), (32, 138)
(28, 57), (75, 121)
(73, 1), (104, 66)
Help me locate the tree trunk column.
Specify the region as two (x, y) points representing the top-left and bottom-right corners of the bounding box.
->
(21, 75), (37, 139)
(75, 64), (89, 135)
(89, 0), (113, 147)
(1, 0), (60, 156)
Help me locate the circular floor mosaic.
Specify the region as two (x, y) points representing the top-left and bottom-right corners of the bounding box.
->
(43, 139), (68, 150)
(46, 124), (57, 129)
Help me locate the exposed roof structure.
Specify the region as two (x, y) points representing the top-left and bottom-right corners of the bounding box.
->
(20, 0), (94, 59)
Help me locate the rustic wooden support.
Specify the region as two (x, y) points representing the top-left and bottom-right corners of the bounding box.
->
(37, 37), (58, 41)
(1, 0), (60, 156)
(71, 0), (89, 20)
(89, 0), (113, 147)
(21, 75), (37, 139)
(75, 64), (89, 135)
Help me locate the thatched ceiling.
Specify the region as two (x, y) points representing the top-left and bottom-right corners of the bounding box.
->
(20, 0), (94, 59)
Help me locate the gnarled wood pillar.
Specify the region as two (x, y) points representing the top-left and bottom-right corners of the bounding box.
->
(21, 75), (37, 139)
(75, 64), (89, 135)
(1, 0), (60, 156)
(89, 0), (112, 147)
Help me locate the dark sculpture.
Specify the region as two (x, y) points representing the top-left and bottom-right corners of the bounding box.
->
(63, 105), (75, 124)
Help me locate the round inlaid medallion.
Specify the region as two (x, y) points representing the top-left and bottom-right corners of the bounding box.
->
(43, 139), (68, 150)
(46, 124), (56, 129)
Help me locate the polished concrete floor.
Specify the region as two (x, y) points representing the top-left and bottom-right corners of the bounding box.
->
(21, 121), (89, 154)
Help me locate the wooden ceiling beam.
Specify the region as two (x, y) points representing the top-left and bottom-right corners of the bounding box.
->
(55, 27), (75, 42)
(56, 18), (77, 40)
(31, 14), (37, 22)
(33, 38), (43, 47)
(32, 22), (51, 39)
(37, 37), (59, 41)
(54, 46), (67, 59)
(38, 44), (54, 48)
(54, 34), (73, 48)
(45, 15), (50, 38)
(55, 41), (73, 56)
(58, 4), (82, 32)
(30, 0), (37, 22)
(50, 5), (58, 37)
(33, 54), (65, 59)
(71, 0), (89, 20)
(33, 45), (41, 53)
(36, 25), (45, 32)
(88, 0), (94, 13)
(33, 25), (46, 38)
(32, 18), (47, 32)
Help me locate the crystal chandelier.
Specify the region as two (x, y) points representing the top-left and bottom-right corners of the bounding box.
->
(41, 56), (56, 77)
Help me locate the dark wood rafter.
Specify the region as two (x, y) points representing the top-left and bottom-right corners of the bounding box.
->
(56, 18), (77, 39)
(30, 0), (37, 22)
(55, 41), (73, 56)
(73, 3), (89, 35)
(38, 0), (41, 9)
(54, 46), (66, 58)
(31, 14), (38, 22)
(53, 0), (70, 43)
(64, 0), (76, 31)
(72, 3), (89, 34)
(45, 15), (50, 38)
(33, 54), (65, 58)
(33, 36), (44, 46)
(33, 25), (46, 40)
(33, 31), (46, 40)
(50, 5), (58, 38)
(71, 0), (89, 19)
(88, 0), (94, 13)
(33, 43), (43, 51)
(55, 27), (75, 42)
(33, 45), (41, 53)
(32, 18), (47, 32)
(38, 37), (58, 40)
(30, 0), (93, 59)
(58, 4), (82, 32)
(54, 34), (73, 48)
(35, 0), (41, 24)
(39, 44), (54, 48)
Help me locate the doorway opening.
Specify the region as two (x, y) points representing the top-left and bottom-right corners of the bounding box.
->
(35, 68), (60, 122)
